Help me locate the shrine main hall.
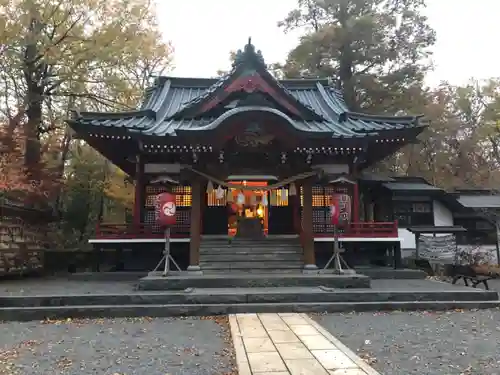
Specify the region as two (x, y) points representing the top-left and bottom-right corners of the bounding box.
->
(68, 40), (426, 274)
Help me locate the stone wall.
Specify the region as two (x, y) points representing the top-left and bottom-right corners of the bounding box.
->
(0, 218), (46, 277)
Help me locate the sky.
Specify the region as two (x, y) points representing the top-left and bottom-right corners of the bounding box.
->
(156, 0), (500, 86)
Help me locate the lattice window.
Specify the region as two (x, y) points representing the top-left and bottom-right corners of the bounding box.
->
(145, 185), (192, 207)
(143, 185), (192, 234)
(300, 185), (353, 234)
(299, 186), (333, 207)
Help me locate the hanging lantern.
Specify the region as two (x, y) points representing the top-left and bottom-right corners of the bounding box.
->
(289, 183), (297, 196)
(237, 191), (245, 205)
(206, 180), (214, 193)
(226, 190), (234, 203)
(215, 185), (225, 200)
(261, 193), (268, 207)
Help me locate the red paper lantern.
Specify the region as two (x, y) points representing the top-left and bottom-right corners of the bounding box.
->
(155, 192), (177, 226)
(330, 197), (340, 226)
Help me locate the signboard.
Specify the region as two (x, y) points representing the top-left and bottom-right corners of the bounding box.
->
(418, 235), (456, 263)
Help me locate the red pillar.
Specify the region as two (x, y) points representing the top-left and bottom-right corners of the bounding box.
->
(302, 178), (317, 272)
(133, 154), (144, 231)
(353, 182), (360, 223)
(188, 177), (202, 274)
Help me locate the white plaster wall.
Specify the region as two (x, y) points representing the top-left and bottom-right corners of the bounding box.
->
(433, 201), (454, 227)
(399, 200), (453, 251)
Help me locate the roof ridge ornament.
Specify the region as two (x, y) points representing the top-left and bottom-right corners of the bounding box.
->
(232, 37), (266, 67)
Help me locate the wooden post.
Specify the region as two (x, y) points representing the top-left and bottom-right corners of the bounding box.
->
(496, 220), (500, 265)
(394, 242), (402, 269)
(291, 182), (301, 234)
(92, 245), (100, 272)
(302, 178), (317, 272)
(188, 177), (202, 274)
(353, 182), (360, 223)
(133, 154), (145, 231)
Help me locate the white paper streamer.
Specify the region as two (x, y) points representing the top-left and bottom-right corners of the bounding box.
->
(261, 194), (268, 207)
(215, 185), (225, 199)
(237, 192), (245, 205)
(206, 180), (214, 193)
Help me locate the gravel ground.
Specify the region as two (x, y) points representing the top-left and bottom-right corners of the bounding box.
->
(314, 309), (500, 375)
(0, 317), (235, 375)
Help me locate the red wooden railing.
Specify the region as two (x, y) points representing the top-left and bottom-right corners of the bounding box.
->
(343, 221), (398, 238)
(94, 221), (398, 240)
(95, 223), (188, 239)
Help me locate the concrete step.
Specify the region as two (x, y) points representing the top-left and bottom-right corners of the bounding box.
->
(138, 273), (371, 290)
(200, 248), (303, 255)
(1, 300), (500, 321)
(200, 244), (302, 250)
(202, 269), (302, 274)
(200, 254), (303, 262)
(0, 288), (497, 307)
(200, 240), (301, 247)
(200, 262), (304, 270)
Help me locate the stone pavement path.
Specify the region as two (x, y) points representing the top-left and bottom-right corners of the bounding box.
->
(229, 313), (379, 375)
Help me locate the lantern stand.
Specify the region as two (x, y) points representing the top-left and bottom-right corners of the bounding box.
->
(151, 191), (181, 277)
(321, 224), (351, 274)
(152, 225), (181, 276)
(320, 196), (355, 275)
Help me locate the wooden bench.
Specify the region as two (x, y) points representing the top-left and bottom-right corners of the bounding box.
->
(447, 265), (493, 290)
(414, 259), (434, 276)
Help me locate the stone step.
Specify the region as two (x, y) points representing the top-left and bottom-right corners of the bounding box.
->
(200, 253), (303, 262)
(1, 300), (500, 321)
(200, 248), (303, 254)
(200, 261), (304, 270)
(0, 288), (497, 307)
(200, 244), (303, 250)
(202, 269), (302, 274)
(138, 273), (370, 290)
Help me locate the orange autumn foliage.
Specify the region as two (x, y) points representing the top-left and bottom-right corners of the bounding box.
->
(0, 124), (32, 194)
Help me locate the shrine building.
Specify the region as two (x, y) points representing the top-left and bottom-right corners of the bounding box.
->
(68, 40), (428, 274)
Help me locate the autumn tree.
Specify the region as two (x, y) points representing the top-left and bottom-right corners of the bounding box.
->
(0, 0), (173, 184)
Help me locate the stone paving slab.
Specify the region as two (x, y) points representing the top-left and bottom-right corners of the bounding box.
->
(229, 312), (380, 375)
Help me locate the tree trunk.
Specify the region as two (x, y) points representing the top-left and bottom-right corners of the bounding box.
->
(337, 6), (357, 110)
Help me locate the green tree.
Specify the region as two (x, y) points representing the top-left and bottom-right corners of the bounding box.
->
(277, 0), (435, 111)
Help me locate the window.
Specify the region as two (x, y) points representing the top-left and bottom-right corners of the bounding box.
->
(393, 202), (433, 227)
(454, 218), (497, 245)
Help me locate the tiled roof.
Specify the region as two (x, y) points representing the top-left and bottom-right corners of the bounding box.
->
(70, 40), (426, 139)
(73, 77), (424, 138)
(457, 195), (500, 209)
(383, 182), (442, 191)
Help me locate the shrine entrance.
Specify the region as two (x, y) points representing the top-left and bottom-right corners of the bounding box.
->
(228, 181), (268, 238)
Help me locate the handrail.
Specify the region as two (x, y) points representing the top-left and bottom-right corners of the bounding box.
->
(94, 221), (398, 239)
